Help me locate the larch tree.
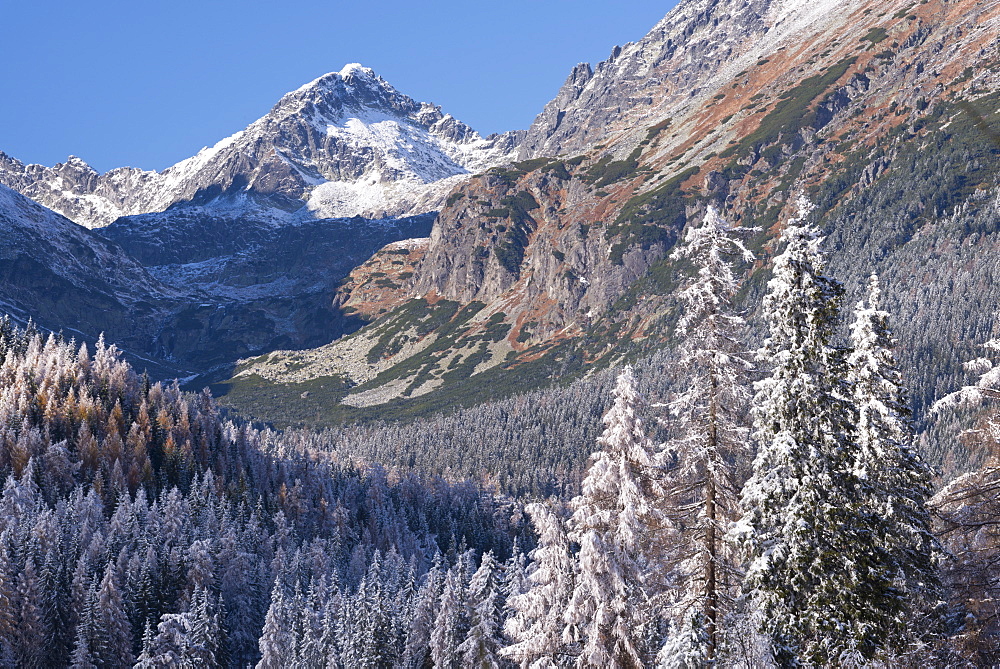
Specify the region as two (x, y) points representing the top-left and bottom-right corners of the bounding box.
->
(660, 205), (755, 663)
(736, 207), (898, 665)
(929, 336), (1000, 661)
(563, 365), (665, 668)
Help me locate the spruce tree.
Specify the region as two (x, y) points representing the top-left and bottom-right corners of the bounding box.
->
(848, 274), (941, 647)
(564, 365), (665, 668)
(187, 587), (222, 667)
(430, 563), (469, 669)
(258, 582), (294, 669)
(502, 502), (574, 668)
(459, 551), (504, 668)
(655, 611), (710, 669)
(737, 213), (897, 665)
(14, 556), (46, 669)
(662, 205), (754, 661)
(404, 553), (444, 668)
(93, 564), (133, 668)
(0, 538), (15, 669)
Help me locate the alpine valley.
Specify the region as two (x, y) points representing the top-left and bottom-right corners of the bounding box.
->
(2, 0), (1000, 664)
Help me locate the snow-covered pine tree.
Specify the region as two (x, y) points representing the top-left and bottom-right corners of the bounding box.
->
(656, 610), (710, 669)
(662, 205), (755, 661)
(458, 550), (504, 668)
(257, 581), (294, 668)
(502, 502), (574, 668)
(431, 561), (470, 669)
(187, 586), (223, 667)
(737, 207), (897, 665)
(0, 537), (15, 668)
(404, 552), (444, 668)
(564, 365), (665, 668)
(133, 622), (157, 669)
(15, 555), (46, 669)
(848, 274), (942, 648)
(92, 563), (133, 668)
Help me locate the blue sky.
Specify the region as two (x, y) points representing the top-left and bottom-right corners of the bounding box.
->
(1, 1), (677, 173)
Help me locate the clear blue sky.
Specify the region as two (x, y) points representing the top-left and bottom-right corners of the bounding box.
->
(1, 1), (678, 173)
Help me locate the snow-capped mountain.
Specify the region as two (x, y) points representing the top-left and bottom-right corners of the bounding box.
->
(0, 64), (521, 229)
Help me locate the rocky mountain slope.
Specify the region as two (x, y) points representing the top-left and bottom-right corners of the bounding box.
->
(0, 64), (520, 229)
(0, 179), (435, 377)
(226, 0), (1000, 448)
(0, 183), (185, 375)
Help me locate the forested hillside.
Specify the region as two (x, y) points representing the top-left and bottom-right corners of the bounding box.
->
(2, 0), (1000, 665)
(0, 320), (522, 667)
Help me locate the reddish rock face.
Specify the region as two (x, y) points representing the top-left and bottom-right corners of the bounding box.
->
(337, 238), (430, 321)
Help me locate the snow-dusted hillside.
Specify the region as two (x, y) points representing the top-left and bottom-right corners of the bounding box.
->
(0, 64), (522, 228)
(517, 0), (864, 159)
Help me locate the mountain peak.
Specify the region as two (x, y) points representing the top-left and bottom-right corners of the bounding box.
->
(338, 62), (373, 78)
(63, 155), (94, 170)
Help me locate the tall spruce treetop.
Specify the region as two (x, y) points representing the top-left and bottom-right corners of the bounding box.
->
(848, 275), (941, 637)
(663, 206), (755, 660)
(737, 204), (897, 665)
(564, 365), (664, 668)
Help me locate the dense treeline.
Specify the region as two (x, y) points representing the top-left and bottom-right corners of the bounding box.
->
(270, 348), (690, 502)
(499, 208), (999, 666)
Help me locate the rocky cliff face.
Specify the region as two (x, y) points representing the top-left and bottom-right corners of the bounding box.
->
(415, 0), (1000, 334)
(0, 65), (521, 229)
(335, 237), (430, 321)
(0, 184), (185, 375)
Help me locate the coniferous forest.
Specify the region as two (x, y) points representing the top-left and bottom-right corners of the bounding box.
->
(2, 201), (1000, 667)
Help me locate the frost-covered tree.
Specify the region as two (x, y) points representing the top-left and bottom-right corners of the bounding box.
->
(656, 611), (710, 669)
(503, 502), (574, 668)
(737, 210), (898, 665)
(930, 335), (1000, 662)
(458, 550), (504, 668)
(93, 564), (133, 668)
(431, 563), (469, 669)
(663, 206), (755, 660)
(258, 582), (294, 669)
(405, 553), (444, 668)
(187, 586), (223, 667)
(564, 365), (665, 668)
(15, 556), (46, 669)
(0, 538), (15, 669)
(849, 275), (941, 638)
